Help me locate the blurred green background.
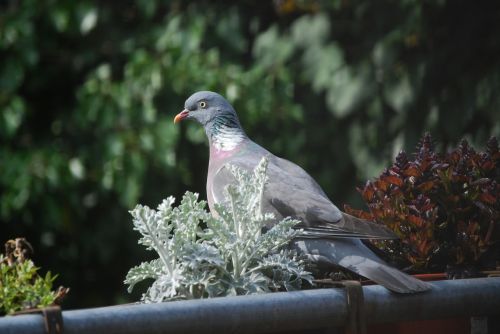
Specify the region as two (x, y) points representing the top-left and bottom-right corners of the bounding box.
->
(1, 0), (499, 308)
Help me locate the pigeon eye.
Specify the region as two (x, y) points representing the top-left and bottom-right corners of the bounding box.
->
(199, 101), (207, 109)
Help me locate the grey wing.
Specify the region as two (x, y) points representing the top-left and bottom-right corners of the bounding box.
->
(211, 152), (397, 240)
(266, 155), (397, 239)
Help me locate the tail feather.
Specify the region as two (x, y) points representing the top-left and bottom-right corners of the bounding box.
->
(292, 238), (431, 294)
(340, 256), (431, 293)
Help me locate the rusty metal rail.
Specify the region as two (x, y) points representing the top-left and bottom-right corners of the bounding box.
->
(1, 277), (499, 334)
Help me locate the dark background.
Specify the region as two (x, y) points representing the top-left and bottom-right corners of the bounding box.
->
(1, 0), (499, 308)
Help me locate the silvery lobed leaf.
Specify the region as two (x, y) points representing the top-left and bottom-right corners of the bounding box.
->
(126, 157), (314, 302)
(124, 258), (164, 293)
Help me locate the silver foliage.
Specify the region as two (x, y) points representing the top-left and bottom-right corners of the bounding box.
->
(125, 158), (313, 302)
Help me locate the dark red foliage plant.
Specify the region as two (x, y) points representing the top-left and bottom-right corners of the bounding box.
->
(345, 134), (500, 273)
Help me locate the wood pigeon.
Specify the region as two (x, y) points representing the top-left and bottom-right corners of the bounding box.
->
(174, 91), (431, 293)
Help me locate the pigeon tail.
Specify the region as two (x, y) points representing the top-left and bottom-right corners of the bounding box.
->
(292, 238), (431, 294)
(339, 255), (431, 293)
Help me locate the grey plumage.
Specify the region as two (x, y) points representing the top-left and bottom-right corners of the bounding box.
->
(174, 91), (431, 293)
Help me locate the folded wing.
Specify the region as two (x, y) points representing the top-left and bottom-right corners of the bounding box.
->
(210, 151), (397, 240)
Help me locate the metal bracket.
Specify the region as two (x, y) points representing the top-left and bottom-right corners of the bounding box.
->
(319, 280), (367, 334)
(15, 306), (63, 334)
(42, 306), (64, 334)
(342, 281), (366, 334)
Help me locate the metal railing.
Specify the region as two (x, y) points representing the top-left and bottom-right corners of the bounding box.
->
(1, 277), (499, 334)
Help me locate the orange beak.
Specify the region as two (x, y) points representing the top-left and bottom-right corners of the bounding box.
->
(174, 109), (189, 123)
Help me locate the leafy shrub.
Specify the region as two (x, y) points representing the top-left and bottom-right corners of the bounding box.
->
(0, 238), (68, 315)
(125, 158), (313, 302)
(345, 134), (500, 272)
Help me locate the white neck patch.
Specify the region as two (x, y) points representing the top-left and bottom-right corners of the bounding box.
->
(211, 125), (245, 151)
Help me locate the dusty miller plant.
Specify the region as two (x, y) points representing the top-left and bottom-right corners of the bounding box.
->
(125, 158), (313, 302)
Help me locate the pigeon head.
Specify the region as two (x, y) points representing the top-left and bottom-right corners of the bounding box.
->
(174, 91), (247, 151)
(174, 91), (238, 127)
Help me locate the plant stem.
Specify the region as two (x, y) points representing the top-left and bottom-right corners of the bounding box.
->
(257, 170), (266, 219)
(230, 191), (240, 238)
(229, 191), (242, 278)
(143, 216), (174, 276)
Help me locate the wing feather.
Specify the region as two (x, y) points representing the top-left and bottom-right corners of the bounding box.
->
(210, 150), (397, 240)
